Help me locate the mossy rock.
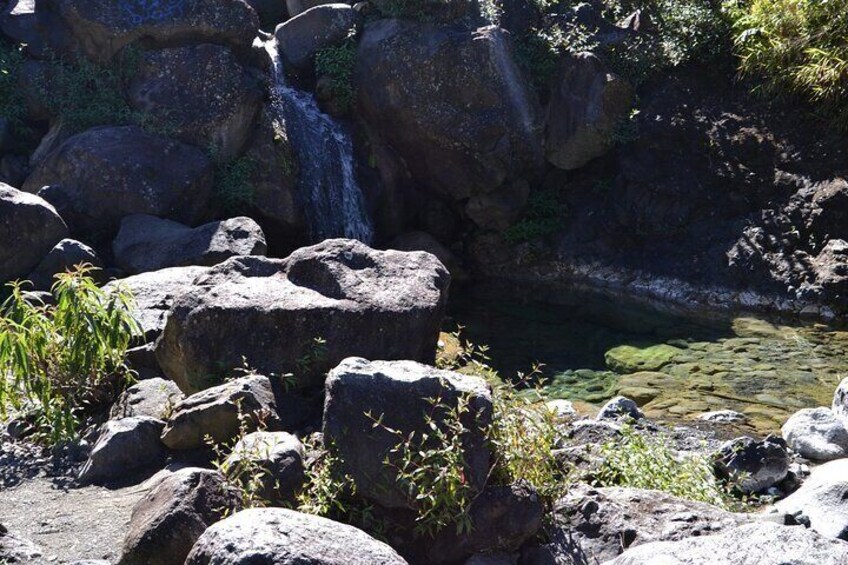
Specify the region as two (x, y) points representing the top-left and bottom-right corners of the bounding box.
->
(604, 344), (683, 373)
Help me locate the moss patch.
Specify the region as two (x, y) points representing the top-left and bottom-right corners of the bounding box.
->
(605, 344), (683, 373)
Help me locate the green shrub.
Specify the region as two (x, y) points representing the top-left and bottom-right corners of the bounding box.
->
(213, 156), (257, 213)
(503, 189), (566, 244)
(315, 38), (357, 113)
(0, 266), (142, 444)
(0, 41), (26, 127)
(595, 424), (734, 509)
(724, 0), (848, 128)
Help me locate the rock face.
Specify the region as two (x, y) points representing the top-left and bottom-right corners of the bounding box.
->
(355, 21), (542, 217)
(127, 44), (263, 159)
(274, 4), (361, 71)
(713, 436), (790, 494)
(323, 357), (492, 510)
(161, 375), (281, 450)
(110, 378), (185, 421)
(0, 182), (68, 282)
(606, 522), (848, 565)
(78, 417), (166, 485)
(775, 459), (848, 540)
(104, 266), (209, 342)
(156, 239), (450, 394)
(224, 431), (306, 504)
(113, 215), (267, 274)
(57, 0), (260, 63)
(23, 126), (214, 239)
(545, 52), (633, 170)
(549, 485), (750, 563)
(184, 508), (408, 565)
(26, 238), (102, 290)
(119, 468), (240, 565)
(782, 407), (848, 461)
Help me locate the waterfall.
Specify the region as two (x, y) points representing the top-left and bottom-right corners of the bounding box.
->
(265, 41), (374, 245)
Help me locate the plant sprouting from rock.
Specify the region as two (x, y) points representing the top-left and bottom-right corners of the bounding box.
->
(315, 36), (357, 113)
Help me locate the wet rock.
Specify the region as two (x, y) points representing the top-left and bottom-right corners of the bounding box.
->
(78, 417), (166, 485)
(113, 215), (267, 275)
(156, 239), (450, 394)
(184, 508), (408, 564)
(161, 375), (281, 450)
(58, 0), (259, 63)
(0, 182), (68, 283)
(782, 407), (848, 461)
(274, 4), (361, 71)
(547, 484), (750, 563)
(110, 378), (185, 421)
(545, 52), (633, 170)
(26, 238), (102, 290)
(597, 396), (644, 421)
(104, 266), (209, 343)
(23, 126), (214, 239)
(224, 431), (305, 504)
(324, 357), (492, 510)
(774, 459), (848, 540)
(606, 522), (848, 564)
(128, 44), (263, 160)
(119, 468), (240, 565)
(712, 436), (790, 494)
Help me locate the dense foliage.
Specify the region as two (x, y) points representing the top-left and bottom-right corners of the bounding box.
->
(315, 38), (357, 113)
(213, 156), (257, 213)
(0, 41), (26, 128)
(0, 266), (141, 443)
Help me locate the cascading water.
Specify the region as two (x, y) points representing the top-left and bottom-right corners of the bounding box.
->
(266, 40), (374, 244)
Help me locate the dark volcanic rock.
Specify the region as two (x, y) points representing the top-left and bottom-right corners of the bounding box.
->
(26, 238), (102, 290)
(156, 239), (450, 394)
(274, 3), (361, 71)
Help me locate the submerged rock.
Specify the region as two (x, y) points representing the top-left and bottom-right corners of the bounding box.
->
(782, 407), (848, 461)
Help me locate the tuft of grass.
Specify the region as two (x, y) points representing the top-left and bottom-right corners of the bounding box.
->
(315, 38), (357, 113)
(0, 265), (142, 444)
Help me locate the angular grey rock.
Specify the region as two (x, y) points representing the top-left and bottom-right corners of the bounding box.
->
(698, 410), (748, 424)
(224, 431), (305, 504)
(23, 126), (214, 239)
(185, 508), (408, 564)
(323, 357), (492, 510)
(113, 215), (267, 275)
(161, 375), (281, 451)
(156, 239), (450, 394)
(782, 407), (848, 461)
(606, 522), (848, 565)
(546, 484), (749, 563)
(0, 523), (42, 563)
(775, 458), (848, 540)
(104, 266), (209, 342)
(832, 377), (848, 421)
(546, 399), (577, 419)
(0, 182), (68, 282)
(110, 378), (185, 421)
(274, 4), (361, 70)
(78, 417), (166, 485)
(119, 468), (240, 565)
(26, 238), (102, 290)
(597, 396), (644, 421)
(713, 436), (790, 495)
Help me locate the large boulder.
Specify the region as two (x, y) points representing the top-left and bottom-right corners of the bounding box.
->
(606, 522), (848, 565)
(355, 20), (542, 216)
(323, 357), (492, 510)
(713, 436), (790, 495)
(104, 266), (209, 342)
(0, 182), (68, 282)
(57, 0), (260, 63)
(782, 407), (848, 461)
(1, 0), (75, 58)
(223, 431), (305, 504)
(274, 4), (361, 71)
(775, 459), (848, 540)
(110, 378), (185, 421)
(161, 374), (281, 450)
(113, 214), (267, 274)
(546, 485), (750, 563)
(184, 508), (408, 564)
(23, 126), (214, 239)
(156, 239), (450, 394)
(26, 238), (102, 290)
(119, 468), (240, 565)
(127, 44), (264, 160)
(545, 52), (633, 170)
(77, 417), (167, 485)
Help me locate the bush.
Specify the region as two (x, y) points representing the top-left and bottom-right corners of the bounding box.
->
(0, 266), (142, 443)
(315, 38), (357, 113)
(724, 0), (848, 129)
(213, 156), (257, 213)
(503, 189), (566, 244)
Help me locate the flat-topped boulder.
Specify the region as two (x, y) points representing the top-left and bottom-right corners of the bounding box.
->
(156, 239), (450, 394)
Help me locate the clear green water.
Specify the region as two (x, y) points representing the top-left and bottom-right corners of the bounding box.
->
(448, 281), (848, 434)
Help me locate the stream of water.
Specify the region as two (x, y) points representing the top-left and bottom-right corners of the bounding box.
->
(266, 41), (374, 244)
(449, 281), (848, 434)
